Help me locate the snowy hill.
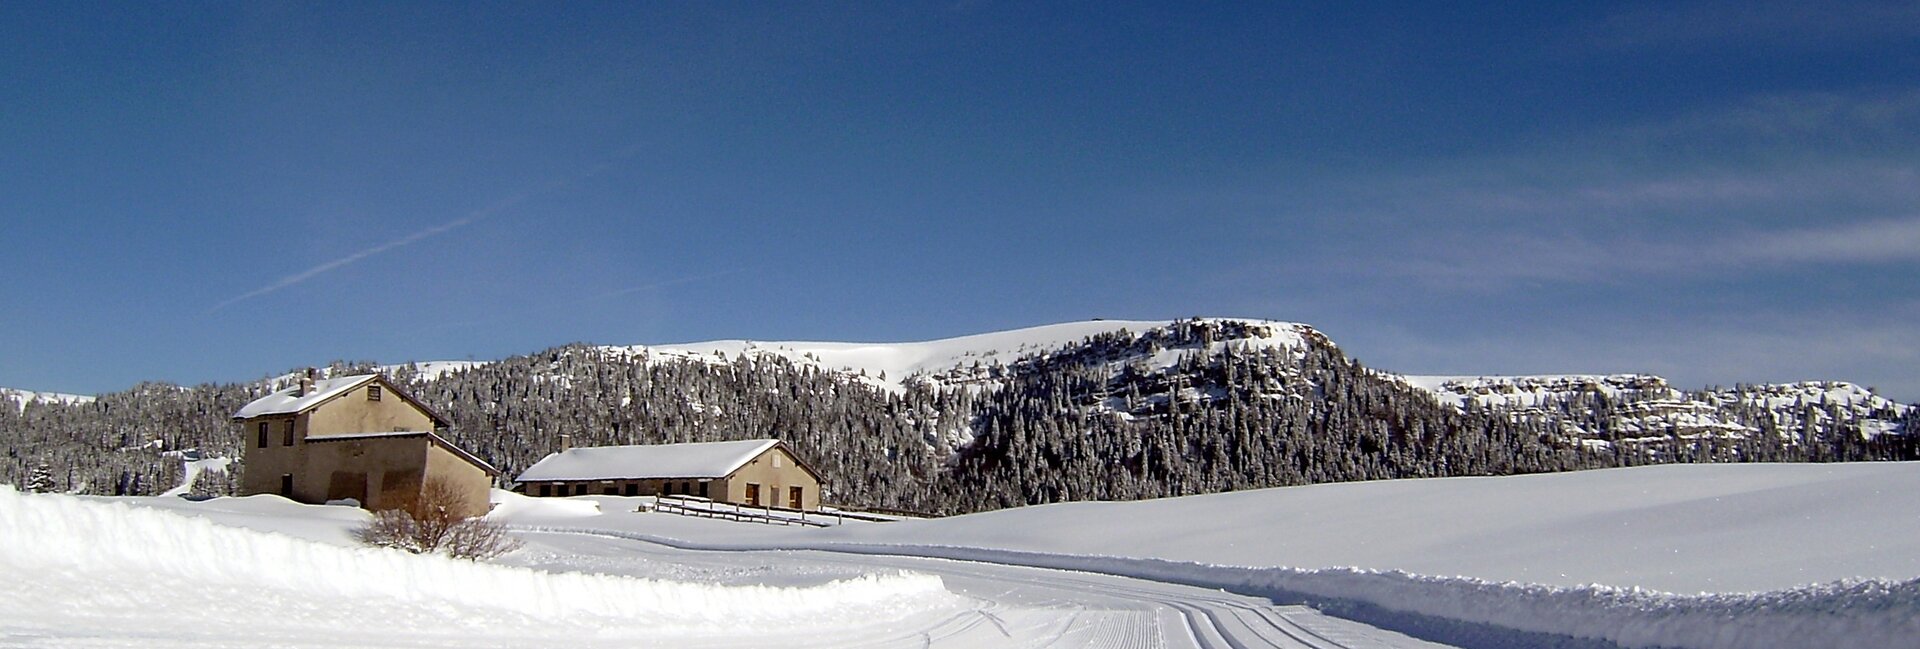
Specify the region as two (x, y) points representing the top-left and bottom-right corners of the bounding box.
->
(550, 320), (1908, 450)
(0, 387), (94, 412)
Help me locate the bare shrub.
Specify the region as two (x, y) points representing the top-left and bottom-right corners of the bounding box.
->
(356, 478), (520, 560)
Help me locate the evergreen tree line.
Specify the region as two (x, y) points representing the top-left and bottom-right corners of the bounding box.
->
(3, 320), (1913, 514)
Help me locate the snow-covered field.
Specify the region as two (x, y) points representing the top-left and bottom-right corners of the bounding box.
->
(6, 463), (1920, 648)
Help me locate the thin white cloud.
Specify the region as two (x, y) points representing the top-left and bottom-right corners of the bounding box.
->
(1391, 216), (1920, 287)
(1729, 217), (1920, 266)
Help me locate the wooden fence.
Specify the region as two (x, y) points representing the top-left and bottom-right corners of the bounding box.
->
(645, 495), (907, 527)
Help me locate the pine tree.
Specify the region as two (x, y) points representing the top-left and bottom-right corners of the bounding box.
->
(25, 461), (56, 493)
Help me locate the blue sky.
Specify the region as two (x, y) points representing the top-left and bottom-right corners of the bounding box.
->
(4, 2), (1918, 400)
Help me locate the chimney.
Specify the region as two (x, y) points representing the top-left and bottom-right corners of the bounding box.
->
(560, 434), (573, 453)
(297, 368), (316, 397)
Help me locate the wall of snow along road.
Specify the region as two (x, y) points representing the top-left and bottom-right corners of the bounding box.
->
(889, 549), (1920, 649)
(0, 486), (960, 647)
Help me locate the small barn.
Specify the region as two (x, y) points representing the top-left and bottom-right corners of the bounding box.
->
(233, 371), (498, 517)
(516, 439), (822, 510)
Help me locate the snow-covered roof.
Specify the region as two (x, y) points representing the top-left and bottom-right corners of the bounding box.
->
(517, 439), (784, 482)
(233, 375), (380, 419)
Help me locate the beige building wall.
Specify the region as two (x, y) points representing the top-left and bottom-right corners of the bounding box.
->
(300, 435), (430, 511)
(238, 415), (301, 496)
(424, 440), (494, 517)
(521, 445), (822, 510)
(713, 446), (820, 510)
(306, 382), (437, 435)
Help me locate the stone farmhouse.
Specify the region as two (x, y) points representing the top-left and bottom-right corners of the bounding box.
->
(233, 371), (498, 517)
(516, 439), (823, 510)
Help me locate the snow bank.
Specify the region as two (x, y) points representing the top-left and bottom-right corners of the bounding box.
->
(488, 488), (604, 519)
(788, 544), (1920, 649)
(0, 486), (961, 646)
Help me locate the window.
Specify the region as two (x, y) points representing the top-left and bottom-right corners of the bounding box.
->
(282, 421), (295, 446)
(279, 474), (294, 497)
(773, 454), (783, 468)
(257, 422), (269, 448)
(745, 483), (761, 506)
(539, 484), (552, 497)
(682, 481), (693, 495)
(367, 385), (382, 401)
(623, 483), (638, 497)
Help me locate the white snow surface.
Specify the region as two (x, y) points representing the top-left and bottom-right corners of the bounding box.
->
(497, 463), (1920, 649)
(383, 359), (489, 380)
(604, 318), (1313, 391)
(10, 464), (1920, 648)
(814, 462), (1920, 594)
(518, 439), (780, 481)
(232, 373), (377, 418)
(0, 486), (965, 648)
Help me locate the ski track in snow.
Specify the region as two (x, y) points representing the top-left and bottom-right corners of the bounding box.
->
(509, 527), (1453, 648)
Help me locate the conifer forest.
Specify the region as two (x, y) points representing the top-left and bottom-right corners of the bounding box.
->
(5, 319), (1914, 514)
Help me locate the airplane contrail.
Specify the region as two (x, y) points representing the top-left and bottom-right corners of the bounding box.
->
(207, 148), (641, 314)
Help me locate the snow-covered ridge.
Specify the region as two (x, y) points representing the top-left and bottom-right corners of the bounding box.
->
(0, 387), (94, 412)
(597, 318), (1317, 391)
(1397, 373), (1910, 446)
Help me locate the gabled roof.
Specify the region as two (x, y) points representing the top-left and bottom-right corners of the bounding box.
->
(231, 374), (450, 427)
(516, 439), (801, 482)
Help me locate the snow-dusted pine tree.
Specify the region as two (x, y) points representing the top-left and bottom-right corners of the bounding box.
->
(24, 461), (56, 493)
